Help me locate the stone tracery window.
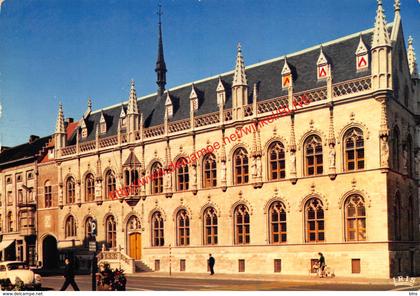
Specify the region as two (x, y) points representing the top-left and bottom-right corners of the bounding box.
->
(344, 128), (364, 171)
(151, 162), (164, 194)
(176, 209), (190, 246)
(105, 170), (116, 200)
(268, 141), (286, 180)
(85, 173), (95, 202)
(44, 181), (52, 208)
(234, 204), (250, 245)
(65, 215), (77, 237)
(269, 201), (287, 244)
(176, 158), (189, 191)
(203, 207), (218, 245)
(106, 215), (117, 248)
(304, 135), (323, 176)
(305, 198), (324, 242)
(344, 195), (366, 241)
(151, 211), (164, 247)
(233, 148), (249, 185)
(66, 177), (76, 204)
(203, 154), (217, 188)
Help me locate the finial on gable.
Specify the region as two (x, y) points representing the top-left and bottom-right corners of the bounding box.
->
(407, 36), (419, 79)
(232, 42), (247, 87)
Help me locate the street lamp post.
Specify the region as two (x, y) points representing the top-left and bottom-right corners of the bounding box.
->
(169, 244), (172, 276)
(89, 219), (98, 291)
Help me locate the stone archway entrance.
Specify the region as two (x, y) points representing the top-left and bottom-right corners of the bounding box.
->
(127, 216), (142, 260)
(42, 235), (58, 269)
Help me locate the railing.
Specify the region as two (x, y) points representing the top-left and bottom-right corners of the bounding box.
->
(58, 76), (371, 156)
(333, 76), (371, 97)
(97, 250), (135, 274)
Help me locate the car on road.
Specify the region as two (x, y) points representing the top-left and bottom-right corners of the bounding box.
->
(0, 261), (41, 290)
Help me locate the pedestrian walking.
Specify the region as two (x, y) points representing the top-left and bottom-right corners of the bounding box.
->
(208, 254), (215, 275)
(318, 252), (326, 278)
(60, 258), (80, 291)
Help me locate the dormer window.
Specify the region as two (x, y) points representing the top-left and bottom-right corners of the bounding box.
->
(119, 105), (126, 127)
(6, 176), (12, 184)
(81, 128), (88, 138)
(16, 174), (22, 182)
(27, 171), (34, 180)
(316, 47), (330, 80)
(355, 35), (369, 71)
(281, 58), (292, 89)
(100, 111), (107, 134)
(48, 148), (54, 159)
(190, 85), (198, 113)
(165, 92), (173, 119)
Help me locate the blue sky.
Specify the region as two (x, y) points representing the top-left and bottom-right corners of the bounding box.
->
(0, 0), (419, 147)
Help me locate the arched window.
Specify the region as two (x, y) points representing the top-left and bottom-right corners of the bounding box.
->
(234, 204), (250, 245)
(44, 181), (52, 208)
(7, 211), (13, 232)
(151, 162), (164, 194)
(344, 195), (366, 241)
(304, 135), (323, 176)
(85, 173), (95, 202)
(105, 170), (116, 200)
(106, 216), (117, 248)
(392, 126), (400, 170)
(176, 209), (190, 246)
(203, 207), (218, 245)
(344, 128), (364, 171)
(65, 215), (76, 237)
(407, 135), (413, 177)
(66, 177), (75, 204)
(408, 196), (414, 241)
(268, 142), (286, 180)
(124, 169), (139, 187)
(305, 198), (325, 242)
(233, 148), (249, 185)
(269, 201), (287, 244)
(176, 158), (189, 191)
(203, 154), (217, 188)
(85, 217), (93, 239)
(394, 193), (401, 241)
(151, 211), (164, 247)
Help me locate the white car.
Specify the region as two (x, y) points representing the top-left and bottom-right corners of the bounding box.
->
(0, 261), (41, 289)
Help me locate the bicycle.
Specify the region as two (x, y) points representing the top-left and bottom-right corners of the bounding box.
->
(312, 262), (335, 278)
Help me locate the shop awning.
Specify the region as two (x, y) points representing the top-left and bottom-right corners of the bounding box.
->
(0, 240), (14, 251)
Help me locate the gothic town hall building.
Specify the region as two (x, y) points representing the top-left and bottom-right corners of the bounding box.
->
(0, 1), (419, 278)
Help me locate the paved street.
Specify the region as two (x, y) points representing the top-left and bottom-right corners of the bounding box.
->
(40, 274), (420, 291)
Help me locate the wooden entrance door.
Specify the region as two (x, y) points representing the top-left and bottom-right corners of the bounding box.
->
(129, 233), (141, 260)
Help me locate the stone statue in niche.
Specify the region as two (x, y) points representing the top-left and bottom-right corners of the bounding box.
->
(380, 136), (389, 167)
(329, 144), (336, 168)
(290, 151), (296, 174)
(251, 157), (257, 177)
(220, 161), (227, 181)
(256, 156), (262, 178)
(166, 171), (172, 190)
(192, 165), (197, 185)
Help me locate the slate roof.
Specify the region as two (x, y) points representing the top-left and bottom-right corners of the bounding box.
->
(0, 136), (52, 169)
(72, 27), (380, 145)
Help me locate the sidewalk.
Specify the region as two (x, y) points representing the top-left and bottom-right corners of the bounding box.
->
(129, 271), (417, 286)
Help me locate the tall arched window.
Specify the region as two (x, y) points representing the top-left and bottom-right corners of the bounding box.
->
(85, 217), (93, 239)
(151, 162), (164, 194)
(203, 207), (218, 245)
(305, 198), (325, 242)
(234, 204), (250, 245)
(269, 201), (287, 244)
(344, 128), (364, 171)
(65, 215), (76, 237)
(392, 126), (400, 170)
(394, 193), (401, 241)
(233, 148), (249, 185)
(44, 181), (52, 208)
(268, 142), (286, 180)
(408, 195), (414, 241)
(124, 169), (139, 187)
(106, 216), (117, 248)
(105, 170), (116, 200)
(344, 195), (366, 241)
(151, 211), (164, 247)
(85, 173), (95, 202)
(7, 211), (13, 232)
(66, 177), (75, 204)
(176, 209), (190, 246)
(176, 158), (189, 191)
(407, 135), (413, 177)
(203, 154), (217, 188)
(304, 135), (323, 176)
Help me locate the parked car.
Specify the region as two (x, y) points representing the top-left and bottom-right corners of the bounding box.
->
(0, 261), (41, 290)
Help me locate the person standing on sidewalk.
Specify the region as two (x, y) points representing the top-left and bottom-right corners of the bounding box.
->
(60, 258), (80, 291)
(208, 254), (215, 275)
(318, 252), (326, 278)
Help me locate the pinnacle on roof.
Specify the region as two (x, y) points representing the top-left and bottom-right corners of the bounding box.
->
(155, 3), (167, 98)
(394, 0), (400, 13)
(55, 102), (65, 134)
(99, 110), (106, 123)
(189, 83), (198, 99)
(281, 57), (291, 75)
(355, 34), (368, 55)
(216, 76), (225, 92)
(232, 43), (248, 87)
(372, 0), (391, 48)
(316, 46), (328, 65)
(127, 79), (139, 115)
(407, 36), (419, 79)
(119, 104), (126, 118)
(165, 90), (173, 106)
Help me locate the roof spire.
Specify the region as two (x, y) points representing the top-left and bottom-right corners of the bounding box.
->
(232, 43), (248, 87)
(155, 3), (167, 98)
(408, 36), (419, 79)
(55, 101), (65, 134)
(394, 0), (400, 14)
(372, 0), (391, 48)
(127, 79), (139, 115)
